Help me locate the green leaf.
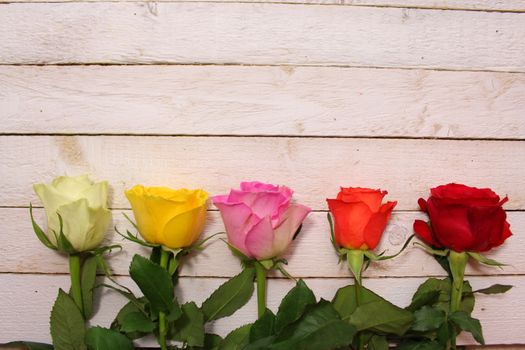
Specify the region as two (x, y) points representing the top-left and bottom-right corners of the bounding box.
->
(332, 285), (358, 318)
(220, 324), (252, 350)
(407, 277), (474, 315)
(202, 267), (255, 322)
(85, 327), (134, 350)
(368, 335), (389, 350)
(81, 254), (98, 320)
(111, 299), (152, 339)
(349, 296), (413, 336)
(270, 300), (356, 350)
(188, 333), (223, 350)
(473, 284), (513, 295)
(397, 340), (443, 350)
(129, 254), (176, 315)
(406, 290), (440, 312)
(172, 302), (205, 347)
(29, 204), (56, 250)
(411, 306), (446, 331)
(50, 289), (86, 350)
(274, 279), (316, 333)
(119, 310), (156, 333)
(449, 311), (485, 345)
(333, 284), (413, 336)
(0, 342), (53, 350)
(250, 309), (276, 342)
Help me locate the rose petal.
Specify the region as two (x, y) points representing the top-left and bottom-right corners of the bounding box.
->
(337, 187), (387, 212)
(427, 198), (474, 252)
(57, 199), (110, 251)
(162, 204), (207, 248)
(271, 203), (311, 255)
(244, 216), (276, 260)
(431, 183), (500, 206)
(213, 200), (259, 257)
(228, 190), (290, 220)
(413, 220), (441, 247)
(363, 201), (396, 249)
(467, 205), (510, 252)
(240, 181), (280, 192)
(417, 198), (428, 212)
(327, 199), (372, 249)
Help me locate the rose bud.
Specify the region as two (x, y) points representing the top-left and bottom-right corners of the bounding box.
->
(212, 181), (311, 261)
(125, 185), (208, 249)
(327, 187), (397, 250)
(33, 175), (111, 252)
(414, 183), (512, 252)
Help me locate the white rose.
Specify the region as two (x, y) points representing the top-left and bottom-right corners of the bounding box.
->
(33, 175), (111, 252)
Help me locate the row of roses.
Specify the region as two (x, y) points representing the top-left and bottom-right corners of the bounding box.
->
(26, 175), (513, 350)
(34, 176), (512, 257)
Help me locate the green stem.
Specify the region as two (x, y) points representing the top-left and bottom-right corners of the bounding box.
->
(255, 262), (267, 319)
(354, 279), (365, 350)
(448, 251), (469, 350)
(347, 250), (365, 350)
(68, 254), (84, 317)
(159, 249), (170, 350)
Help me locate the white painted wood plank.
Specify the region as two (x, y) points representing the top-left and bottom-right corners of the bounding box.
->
(1, 136), (524, 210)
(2, 0), (524, 13)
(2, 66), (524, 139)
(344, 0), (525, 12)
(1, 208), (522, 278)
(0, 274), (522, 345)
(1, 3), (525, 70)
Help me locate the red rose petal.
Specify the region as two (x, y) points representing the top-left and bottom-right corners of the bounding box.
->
(413, 220), (441, 247)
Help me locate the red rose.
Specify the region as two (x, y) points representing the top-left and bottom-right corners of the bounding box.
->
(327, 187), (397, 250)
(414, 183), (512, 252)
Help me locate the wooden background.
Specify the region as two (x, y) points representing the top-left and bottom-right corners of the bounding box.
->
(1, 0), (524, 347)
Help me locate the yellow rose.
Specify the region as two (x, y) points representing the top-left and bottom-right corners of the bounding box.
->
(125, 185), (208, 248)
(33, 175), (111, 252)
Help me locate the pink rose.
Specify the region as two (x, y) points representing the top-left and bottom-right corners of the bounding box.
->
(212, 181), (311, 260)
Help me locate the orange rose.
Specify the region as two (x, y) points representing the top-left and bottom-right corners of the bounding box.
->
(327, 187), (397, 250)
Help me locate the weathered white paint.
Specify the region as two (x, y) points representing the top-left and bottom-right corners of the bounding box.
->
(2, 208), (521, 278)
(0, 274), (521, 346)
(344, 0), (525, 11)
(2, 0), (524, 12)
(1, 136), (523, 210)
(2, 66), (524, 139)
(1, 3), (525, 70)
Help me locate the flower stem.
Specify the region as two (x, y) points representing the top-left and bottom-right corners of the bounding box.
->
(448, 251), (469, 350)
(68, 254), (84, 317)
(347, 250), (365, 350)
(158, 249), (170, 350)
(255, 261), (267, 319)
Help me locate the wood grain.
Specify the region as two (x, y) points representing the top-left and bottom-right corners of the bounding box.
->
(1, 136), (523, 210)
(0, 274), (521, 345)
(2, 208), (521, 277)
(1, 3), (525, 70)
(2, 66), (524, 139)
(2, 0), (524, 12)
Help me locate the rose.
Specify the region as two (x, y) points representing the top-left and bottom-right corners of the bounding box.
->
(125, 185), (208, 248)
(33, 175), (111, 252)
(327, 187), (397, 250)
(212, 181), (311, 260)
(413, 183), (512, 252)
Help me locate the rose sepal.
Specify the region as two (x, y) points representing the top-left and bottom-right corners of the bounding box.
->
(327, 213), (351, 262)
(119, 213), (223, 267)
(467, 252), (506, 268)
(414, 241), (449, 257)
